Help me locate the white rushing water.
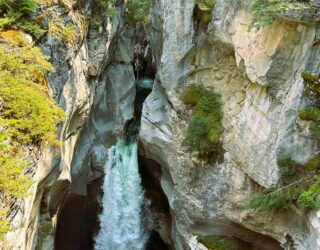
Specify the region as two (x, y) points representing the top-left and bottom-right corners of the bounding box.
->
(95, 140), (149, 250)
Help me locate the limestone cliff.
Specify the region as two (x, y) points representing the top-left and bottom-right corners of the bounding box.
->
(140, 0), (320, 249)
(3, 0), (320, 250)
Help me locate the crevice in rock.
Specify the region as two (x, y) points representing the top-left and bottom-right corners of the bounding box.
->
(138, 150), (174, 250)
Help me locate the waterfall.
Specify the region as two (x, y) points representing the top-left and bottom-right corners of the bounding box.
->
(94, 140), (150, 250)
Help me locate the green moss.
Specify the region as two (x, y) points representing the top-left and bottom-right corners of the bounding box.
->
(299, 107), (320, 121)
(305, 154), (320, 170)
(301, 72), (319, 83)
(314, 123), (320, 140)
(183, 85), (223, 155)
(298, 107), (320, 140)
(49, 22), (77, 43)
(194, 0), (216, 24)
(197, 235), (254, 250)
(249, 0), (302, 30)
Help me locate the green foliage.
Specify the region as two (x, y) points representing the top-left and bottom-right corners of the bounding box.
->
(249, 0), (302, 30)
(0, 47), (64, 145)
(125, 0), (152, 24)
(0, 146), (32, 197)
(194, 0), (216, 24)
(314, 123), (320, 140)
(100, 0), (118, 18)
(299, 107), (320, 121)
(246, 154), (320, 212)
(302, 72), (320, 97)
(305, 154), (320, 170)
(0, 46), (64, 239)
(0, 211), (9, 240)
(278, 154), (300, 185)
(0, 0), (38, 16)
(197, 235), (254, 250)
(298, 180), (320, 210)
(0, 17), (11, 31)
(196, 0), (216, 11)
(246, 185), (304, 212)
(302, 72), (319, 83)
(0, 0), (45, 37)
(20, 21), (45, 36)
(49, 22), (76, 43)
(183, 85), (223, 155)
(298, 107), (320, 140)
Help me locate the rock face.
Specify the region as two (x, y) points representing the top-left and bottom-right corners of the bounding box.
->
(4, 0), (320, 249)
(4, 1), (136, 249)
(140, 0), (320, 249)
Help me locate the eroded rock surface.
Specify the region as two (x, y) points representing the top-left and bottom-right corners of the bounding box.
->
(5, 0), (320, 250)
(140, 0), (320, 249)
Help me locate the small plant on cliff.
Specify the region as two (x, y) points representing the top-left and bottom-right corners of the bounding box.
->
(0, 0), (45, 36)
(298, 107), (320, 140)
(249, 0), (303, 30)
(246, 154), (320, 212)
(0, 211), (9, 240)
(125, 0), (152, 25)
(49, 22), (76, 43)
(183, 85), (223, 155)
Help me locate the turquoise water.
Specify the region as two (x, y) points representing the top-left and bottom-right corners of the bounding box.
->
(95, 141), (148, 250)
(136, 77), (154, 89)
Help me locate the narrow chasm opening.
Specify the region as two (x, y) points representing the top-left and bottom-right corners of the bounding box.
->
(138, 151), (174, 250)
(55, 22), (164, 250)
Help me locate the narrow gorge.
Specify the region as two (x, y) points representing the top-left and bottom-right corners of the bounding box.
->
(1, 0), (320, 250)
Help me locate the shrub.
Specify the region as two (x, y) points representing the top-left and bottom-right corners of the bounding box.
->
(125, 0), (152, 25)
(183, 85), (223, 155)
(246, 154), (320, 212)
(0, 46), (64, 239)
(99, 0), (118, 18)
(299, 107), (320, 121)
(298, 180), (320, 210)
(20, 21), (45, 36)
(0, 17), (12, 31)
(0, 0), (44, 36)
(278, 154), (300, 185)
(49, 22), (77, 43)
(298, 107), (320, 140)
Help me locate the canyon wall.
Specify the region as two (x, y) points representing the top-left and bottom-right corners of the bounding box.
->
(140, 0), (320, 249)
(4, 0), (320, 249)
